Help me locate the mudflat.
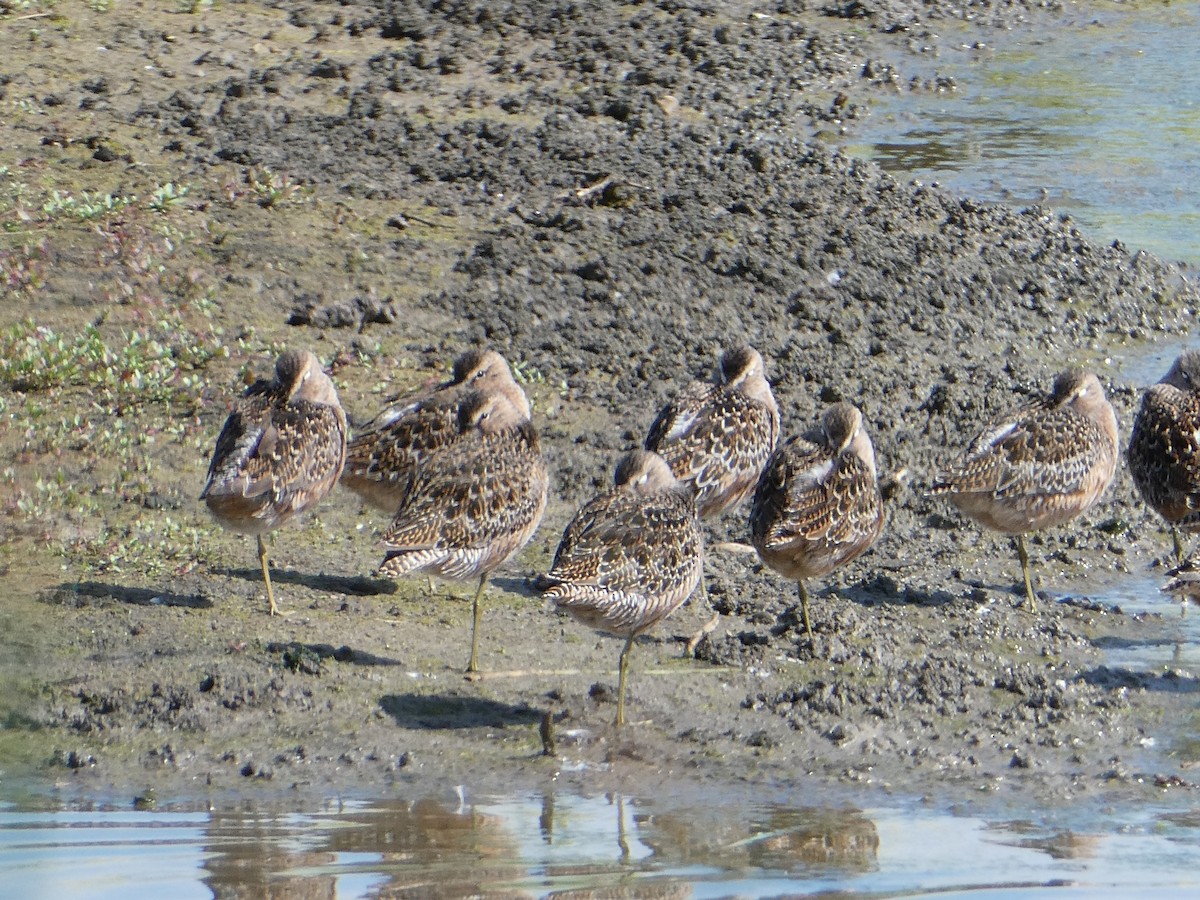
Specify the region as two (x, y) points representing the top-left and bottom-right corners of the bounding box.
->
(1, 0), (1196, 813)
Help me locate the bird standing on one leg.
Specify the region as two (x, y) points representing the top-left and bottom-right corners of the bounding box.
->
(376, 389), (548, 674)
(932, 369), (1119, 612)
(1127, 350), (1200, 564)
(201, 349), (348, 616)
(645, 344), (779, 650)
(749, 402), (884, 641)
(537, 450), (703, 727)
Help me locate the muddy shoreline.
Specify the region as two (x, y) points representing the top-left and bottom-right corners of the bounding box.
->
(1, 0), (1198, 817)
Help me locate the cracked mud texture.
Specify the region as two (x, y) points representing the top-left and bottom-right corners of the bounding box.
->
(1, 0), (1198, 814)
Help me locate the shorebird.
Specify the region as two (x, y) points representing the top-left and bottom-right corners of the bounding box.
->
(537, 450), (704, 727)
(376, 388), (548, 673)
(1127, 350), (1200, 561)
(342, 348), (530, 513)
(932, 369), (1119, 612)
(645, 344), (779, 651)
(749, 402), (884, 640)
(201, 349), (348, 616)
(1161, 555), (1200, 616)
(645, 344), (780, 519)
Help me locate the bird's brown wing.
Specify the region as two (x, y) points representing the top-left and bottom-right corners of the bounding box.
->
(937, 406), (1111, 499)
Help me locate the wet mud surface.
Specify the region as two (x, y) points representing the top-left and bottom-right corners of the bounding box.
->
(2, 0), (1199, 814)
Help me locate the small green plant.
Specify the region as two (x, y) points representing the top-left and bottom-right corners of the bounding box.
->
(0, 324), (81, 390)
(511, 359), (545, 385)
(248, 167), (307, 208)
(0, 318), (228, 401)
(42, 190), (135, 222)
(148, 182), (189, 213)
(11, 467), (101, 522)
(72, 514), (210, 577)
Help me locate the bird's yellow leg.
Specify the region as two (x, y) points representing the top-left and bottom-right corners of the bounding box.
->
(466, 573), (489, 674)
(1017, 534), (1037, 613)
(616, 634), (636, 728)
(258, 534), (281, 617)
(798, 580), (813, 639)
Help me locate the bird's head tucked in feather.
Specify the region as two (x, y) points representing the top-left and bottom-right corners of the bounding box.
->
(613, 449), (679, 494)
(719, 344), (765, 388)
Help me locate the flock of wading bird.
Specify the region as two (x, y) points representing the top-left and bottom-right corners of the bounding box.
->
(200, 344), (1200, 726)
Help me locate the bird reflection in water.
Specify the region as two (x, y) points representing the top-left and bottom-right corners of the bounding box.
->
(636, 803), (879, 875)
(201, 797), (516, 898)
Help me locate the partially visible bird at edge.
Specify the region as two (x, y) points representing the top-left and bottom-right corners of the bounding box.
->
(931, 368), (1118, 613)
(749, 402), (884, 641)
(1162, 555), (1200, 617)
(375, 388), (548, 674)
(1127, 349), (1200, 565)
(201, 349), (348, 616)
(537, 449), (704, 727)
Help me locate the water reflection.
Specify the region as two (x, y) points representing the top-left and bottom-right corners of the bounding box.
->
(633, 802), (878, 874)
(1076, 572), (1200, 672)
(204, 797), (518, 898)
(197, 794), (873, 896)
(3, 792), (1200, 897)
(845, 2), (1200, 265)
(202, 807), (333, 899)
(1107, 342), (1200, 392)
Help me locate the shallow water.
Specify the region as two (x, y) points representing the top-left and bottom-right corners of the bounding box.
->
(1076, 571), (1200, 672)
(1106, 341), (1190, 389)
(843, 1), (1200, 267)
(4, 790), (1200, 898)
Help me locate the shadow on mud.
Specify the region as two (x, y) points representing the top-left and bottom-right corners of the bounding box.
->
(380, 693), (542, 729)
(215, 565), (397, 596)
(1089, 633), (1183, 653)
(845, 582), (960, 609)
(40, 581), (213, 609)
(1079, 665), (1200, 693)
(490, 574), (543, 599)
(266, 640), (405, 669)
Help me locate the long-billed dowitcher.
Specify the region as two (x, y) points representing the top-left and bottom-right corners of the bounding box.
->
(342, 348), (530, 513)
(376, 388), (548, 673)
(537, 450), (704, 727)
(645, 345), (779, 652)
(932, 369), (1118, 612)
(201, 349), (348, 616)
(749, 402), (884, 640)
(1127, 350), (1200, 561)
(645, 345), (780, 519)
